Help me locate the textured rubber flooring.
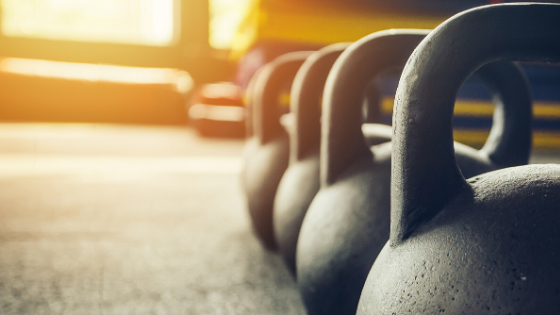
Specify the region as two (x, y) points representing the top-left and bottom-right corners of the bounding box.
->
(0, 124), (304, 315)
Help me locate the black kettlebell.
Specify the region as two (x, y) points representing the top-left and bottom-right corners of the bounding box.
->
(358, 4), (560, 314)
(242, 51), (314, 249)
(273, 43), (393, 275)
(297, 29), (532, 315)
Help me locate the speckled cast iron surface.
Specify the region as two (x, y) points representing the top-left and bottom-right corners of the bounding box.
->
(358, 4), (560, 314)
(296, 29), (532, 315)
(273, 43), (393, 276)
(241, 51), (314, 249)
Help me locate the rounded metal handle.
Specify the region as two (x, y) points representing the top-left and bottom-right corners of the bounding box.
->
(391, 3), (560, 244)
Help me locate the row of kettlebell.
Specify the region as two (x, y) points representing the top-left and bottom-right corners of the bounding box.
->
(242, 3), (560, 315)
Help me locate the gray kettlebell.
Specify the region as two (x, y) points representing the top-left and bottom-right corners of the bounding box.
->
(296, 29), (532, 315)
(358, 4), (560, 314)
(273, 43), (393, 275)
(243, 66), (264, 138)
(242, 51), (314, 249)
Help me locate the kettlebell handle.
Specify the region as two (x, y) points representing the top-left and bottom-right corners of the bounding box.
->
(323, 28), (532, 187)
(322, 30), (429, 186)
(244, 67), (264, 138)
(253, 51), (315, 144)
(476, 62), (532, 167)
(290, 43), (351, 162)
(391, 3), (560, 244)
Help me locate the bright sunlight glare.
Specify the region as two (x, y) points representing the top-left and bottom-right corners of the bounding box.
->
(0, 57), (193, 92)
(1, 0), (178, 46)
(209, 0), (251, 50)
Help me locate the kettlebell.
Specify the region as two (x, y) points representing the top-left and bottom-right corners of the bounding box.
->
(243, 66), (263, 138)
(273, 43), (392, 275)
(358, 4), (560, 314)
(296, 29), (532, 315)
(242, 51), (314, 249)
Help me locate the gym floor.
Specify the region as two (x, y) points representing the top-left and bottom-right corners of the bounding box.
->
(0, 123), (558, 315)
(0, 123), (304, 315)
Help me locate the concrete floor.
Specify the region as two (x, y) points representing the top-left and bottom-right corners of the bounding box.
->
(0, 124), (304, 315)
(0, 123), (558, 315)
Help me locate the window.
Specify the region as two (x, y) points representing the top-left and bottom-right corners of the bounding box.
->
(1, 0), (180, 46)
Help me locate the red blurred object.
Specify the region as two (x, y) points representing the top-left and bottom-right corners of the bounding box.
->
(187, 82), (245, 137)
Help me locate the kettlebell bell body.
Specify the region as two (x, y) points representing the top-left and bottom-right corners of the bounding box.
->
(242, 51), (314, 249)
(358, 4), (560, 314)
(297, 29), (532, 315)
(273, 43), (393, 275)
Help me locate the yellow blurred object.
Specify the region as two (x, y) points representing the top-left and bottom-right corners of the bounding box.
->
(452, 130), (560, 152)
(380, 97), (560, 150)
(231, 0), (451, 58)
(381, 97), (560, 119)
(209, 0), (252, 50)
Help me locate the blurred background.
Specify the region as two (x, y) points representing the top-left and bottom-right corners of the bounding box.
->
(0, 0), (558, 148)
(0, 1), (559, 314)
